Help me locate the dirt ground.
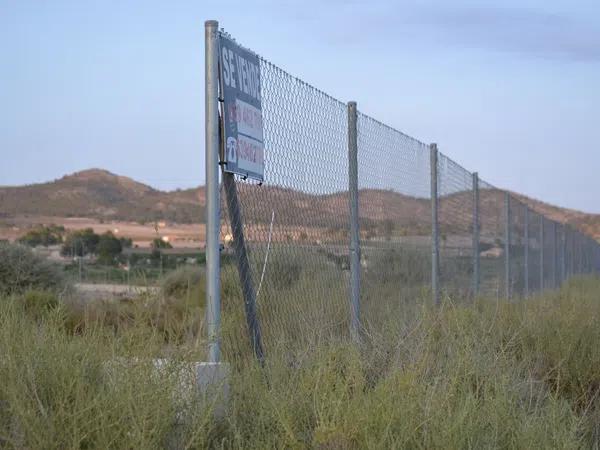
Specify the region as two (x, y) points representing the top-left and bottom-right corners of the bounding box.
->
(74, 283), (159, 301)
(0, 215), (342, 247)
(0, 216), (205, 247)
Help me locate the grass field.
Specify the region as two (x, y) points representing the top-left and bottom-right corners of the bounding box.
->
(2, 268), (600, 448)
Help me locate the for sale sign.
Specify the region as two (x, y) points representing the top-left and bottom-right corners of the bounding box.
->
(219, 34), (264, 181)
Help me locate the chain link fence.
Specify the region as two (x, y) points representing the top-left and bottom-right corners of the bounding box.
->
(356, 113), (431, 333)
(210, 28), (600, 363)
(219, 51), (351, 360)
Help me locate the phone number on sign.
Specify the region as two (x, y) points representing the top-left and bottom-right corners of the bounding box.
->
(228, 100), (263, 141)
(238, 137), (264, 165)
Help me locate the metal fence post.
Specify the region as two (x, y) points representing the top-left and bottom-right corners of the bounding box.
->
(204, 19), (221, 363)
(524, 205), (529, 297)
(579, 233), (583, 275)
(472, 172), (480, 296)
(584, 237), (587, 274)
(586, 237), (592, 274)
(552, 222), (557, 289)
(567, 227), (573, 278)
(580, 234), (583, 275)
(540, 215), (544, 291)
(581, 236), (586, 274)
(585, 237), (590, 274)
(504, 192), (511, 299)
(223, 174), (265, 362)
(430, 144), (440, 305)
(581, 235), (585, 274)
(347, 101), (361, 341)
(561, 225), (567, 283)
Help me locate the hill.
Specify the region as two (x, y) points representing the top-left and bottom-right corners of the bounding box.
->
(0, 169), (598, 241)
(512, 193), (600, 241)
(0, 169), (205, 224)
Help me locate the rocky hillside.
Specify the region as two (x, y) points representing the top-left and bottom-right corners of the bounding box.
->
(0, 169), (204, 224)
(1, 169), (598, 241)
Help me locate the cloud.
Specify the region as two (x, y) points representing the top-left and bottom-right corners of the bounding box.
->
(407, 5), (600, 62)
(321, 3), (600, 63)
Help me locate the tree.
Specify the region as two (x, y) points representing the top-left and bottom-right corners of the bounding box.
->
(96, 232), (123, 265)
(119, 237), (133, 249)
(18, 225), (65, 247)
(61, 228), (100, 256)
(0, 242), (67, 295)
(151, 238), (172, 250)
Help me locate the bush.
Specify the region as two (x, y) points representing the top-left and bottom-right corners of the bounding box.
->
(3, 272), (600, 447)
(61, 228), (99, 257)
(267, 252), (303, 290)
(161, 265), (241, 301)
(0, 242), (68, 296)
(18, 224), (65, 247)
(151, 238), (173, 250)
(96, 232), (123, 265)
(161, 266), (205, 303)
(366, 247), (430, 285)
(21, 290), (60, 319)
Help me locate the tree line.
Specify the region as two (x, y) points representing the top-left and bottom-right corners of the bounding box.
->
(18, 225), (135, 265)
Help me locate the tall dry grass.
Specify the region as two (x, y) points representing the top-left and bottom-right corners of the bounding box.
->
(1, 254), (600, 448)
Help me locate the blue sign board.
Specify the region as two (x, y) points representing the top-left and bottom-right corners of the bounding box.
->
(219, 34), (264, 181)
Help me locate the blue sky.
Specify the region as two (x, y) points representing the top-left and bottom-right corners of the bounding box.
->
(1, 0), (599, 212)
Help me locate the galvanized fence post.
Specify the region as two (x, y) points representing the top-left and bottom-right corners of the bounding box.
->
(223, 174), (265, 362)
(552, 221), (557, 289)
(576, 233), (579, 275)
(504, 192), (511, 299)
(556, 224), (561, 287)
(576, 233), (581, 275)
(585, 237), (590, 274)
(579, 233), (584, 275)
(581, 233), (585, 276)
(582, 236), (585, 274)
(561, 225), (567, 283)
(567, 227), (573, 278)
(540, 215), (544, 291)
(583, 236), (587, 274)
(581, 236), (586, 274)
(524, 205), (529, 297)
(586, 237), (592, 274)
(472, 172), (480, 296)
(585, 236), (590, 274)
(588, 237), (592, 274)
(430, 144), (440, 305)
(204, 19), (221, 363)
(347, 101), (361, 342)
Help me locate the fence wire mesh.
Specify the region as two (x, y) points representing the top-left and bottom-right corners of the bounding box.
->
(212, 29), (600, 363)
(356, 113), (431, 332)
(437, 152), (474, 299)
(508, 197), (527, 298)
(219, 47), (351, 362)
(477, 180), (504, 297)
(528, 209), (543, 293)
